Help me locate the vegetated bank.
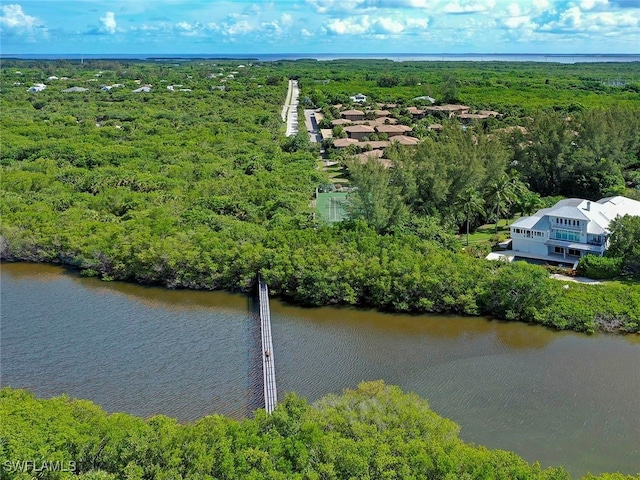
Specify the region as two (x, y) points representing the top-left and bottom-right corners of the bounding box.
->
(1, 59), (639, 334)
(2, 381), (638, 479)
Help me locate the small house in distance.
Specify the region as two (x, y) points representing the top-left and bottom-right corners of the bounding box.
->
(350, 93), (367, 103)
(509, 196), (640, 261)
(62, 87), (89, 93)
(27, 83), (46, 92)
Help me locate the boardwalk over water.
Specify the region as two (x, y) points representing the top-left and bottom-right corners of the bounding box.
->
(258, 274), (277, 413)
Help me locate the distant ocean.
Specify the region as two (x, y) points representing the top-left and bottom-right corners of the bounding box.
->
(2, 53), (639, 63)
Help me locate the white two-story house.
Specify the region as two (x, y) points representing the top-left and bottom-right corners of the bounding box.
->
(509, 196), (640, 261)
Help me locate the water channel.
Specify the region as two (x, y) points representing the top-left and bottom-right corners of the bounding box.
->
(1, 263), (639, 477)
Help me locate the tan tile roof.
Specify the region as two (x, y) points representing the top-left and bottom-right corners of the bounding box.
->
(458, 113), (491, 120)
(344, 125), (375, 133)
(406, 106), (425, 115)
(333, 138), (360, 148)
(360, 141), (391, 149)
(391, 135), (420, 146)
(426, 104), (470, 112)
(376, 124), (412, 134)
(341, 109), (365, 116)
(320, 129), (333, 139)
(354, 149), (385, 160)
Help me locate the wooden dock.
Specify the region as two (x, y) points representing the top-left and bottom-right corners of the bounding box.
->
(258, 274), (277, 413)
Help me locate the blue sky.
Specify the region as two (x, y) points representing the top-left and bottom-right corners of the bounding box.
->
(1, 0), (639, 55)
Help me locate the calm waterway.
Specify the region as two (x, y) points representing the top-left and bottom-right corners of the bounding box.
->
(1, 263), (639, 477)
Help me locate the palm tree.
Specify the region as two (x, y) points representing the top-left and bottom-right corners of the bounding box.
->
(456, 188), (485, 246)
(485, 173), (525, 234)
(517, 191), (544, 217)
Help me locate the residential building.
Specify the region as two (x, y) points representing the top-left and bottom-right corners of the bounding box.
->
(344, 125), (375, 141)
(341, 109), (365, 121)
(376, 124), (413, 137)
(509, 196), (640, 260)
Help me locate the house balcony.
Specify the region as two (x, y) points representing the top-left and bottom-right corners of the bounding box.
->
(545, 238), (605, 255)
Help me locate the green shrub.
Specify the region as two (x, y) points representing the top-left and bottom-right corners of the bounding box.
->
(577, 254), (623, 279)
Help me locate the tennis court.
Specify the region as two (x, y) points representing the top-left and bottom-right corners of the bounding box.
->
(316, 192), (348, 222)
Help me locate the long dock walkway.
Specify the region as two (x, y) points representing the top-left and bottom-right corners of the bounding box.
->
(258, 274), (277, 413)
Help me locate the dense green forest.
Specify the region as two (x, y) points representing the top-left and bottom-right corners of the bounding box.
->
(2, 382), (638, 480)
(1, 59), (639, 333)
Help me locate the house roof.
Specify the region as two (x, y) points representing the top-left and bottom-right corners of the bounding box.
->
(331, 119), (352, 126)
(391, 135), (420, 146)
(597, 195), (640, 218)
(458, 113), (491, 120)
(320, 129), (333, 139)
(341, 109), (365, 116)
(62, 86), (88, 92)
(426, 104), (470, 112)
(332, 138), (360, 148)
(406, 106), (425, 115)
(360, 141), (391, 149)
(353, 149), (385, 162)
(511, 196), (640, 236)
(344, 125), (375, 133)
(376, 124), (412, 134)
(479, 110), (501, 116)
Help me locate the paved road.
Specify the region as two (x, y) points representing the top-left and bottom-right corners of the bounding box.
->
(303, 109), (322, 143)
(284, 79), (299, 137)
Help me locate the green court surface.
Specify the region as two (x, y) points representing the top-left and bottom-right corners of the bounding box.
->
(316, 192), (348, 222)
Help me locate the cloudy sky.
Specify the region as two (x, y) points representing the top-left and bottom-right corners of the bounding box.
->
(1, 0), (639, 55)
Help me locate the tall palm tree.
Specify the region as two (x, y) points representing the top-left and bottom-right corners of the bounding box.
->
(485, 174), (525, 234)
(456, 188), (485, 246)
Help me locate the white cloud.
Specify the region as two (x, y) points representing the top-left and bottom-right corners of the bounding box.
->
(325, 16), (371, 34)
(306, 0), (367, 14)
(224, 19), (254, 35)
(406, 17), (429, 28)
(100, 11), (117, 34)
(443, 0), (496, 14)
(0, 4), (47, 36)
(324, 14), (429, 35)
(281, 13), (293, 25)
(580, 0), (610, 11)
(507, 3), (521, 16)
(532, 0), (551, 9)
(503, 14), (535, 29)
(375, 16), (405, 33)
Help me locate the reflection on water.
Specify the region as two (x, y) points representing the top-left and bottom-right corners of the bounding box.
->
(1, 262), (639, 477)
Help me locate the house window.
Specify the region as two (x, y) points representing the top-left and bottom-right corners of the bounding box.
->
(568, 248), (581, 257)
(554, 247), (564, 254)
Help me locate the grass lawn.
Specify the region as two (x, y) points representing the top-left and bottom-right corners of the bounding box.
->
(460, 217), (520, 246)
(323, 163), (350, 186)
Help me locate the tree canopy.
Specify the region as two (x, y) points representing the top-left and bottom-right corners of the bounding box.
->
(2, 382), (635, 480)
